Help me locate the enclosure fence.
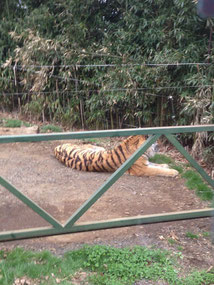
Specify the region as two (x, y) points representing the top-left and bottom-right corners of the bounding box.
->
(0, 125), (214, 241)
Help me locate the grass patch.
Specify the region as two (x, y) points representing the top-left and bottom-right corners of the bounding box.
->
(150, 153), (174, 165)
(185, 231), (199, 239)
(150, 153), (183, 174)
(177, 246), (184, 251)
(168, 238), (177, 245)
(40, 124), (63, 133)
(150, 154), (213, 201)
(82, 138), (104, 144)
(75, 245), (179, 284)
(0, 118), (31, 128)
(0, 246), (214, 285)
(202, 231), (211, 238)
(182, 170), (213, 201)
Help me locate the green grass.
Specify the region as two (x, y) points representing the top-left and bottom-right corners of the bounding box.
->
(0, 118), (31, 128)
(177, 246), (184, 251)
(185, 231), (199, 239)
(0, 246), (214, 285)
(82, 138), (104, 144)
(182, 170), (213, 201)
(150, 154), (213, 201)
(202, 231), (211, 238)
(40, 124), (63, 133)
(150, 153), (184, 174)
(167, 238), (177, 245)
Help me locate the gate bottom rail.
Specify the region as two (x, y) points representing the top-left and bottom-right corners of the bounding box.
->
(0, 208), (214, 242)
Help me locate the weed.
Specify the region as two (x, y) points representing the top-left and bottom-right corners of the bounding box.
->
(82, 138), (103, 144)
(66, 245), (179, 284)
(150, 154), (213, 201)
(40, 124), (63, 133)
(177, 246), (184, 251)
(181, 269), (214, 285)
(185, 231), (199, 239)
(1, 246), (214, 285)
(168, 238), (177, 245)
(0, 118), (31, 128)
(202, 232), (210, 238)
(150, 153), (173, 165)
(182, 170), (213, 201)
(150, 154), (183, 174)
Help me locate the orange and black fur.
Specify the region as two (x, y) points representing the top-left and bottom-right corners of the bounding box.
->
(54, 136), (178, 177)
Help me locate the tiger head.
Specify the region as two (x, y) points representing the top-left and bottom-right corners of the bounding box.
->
(146, 141), (159, 158)
(125, 135), (159, 158)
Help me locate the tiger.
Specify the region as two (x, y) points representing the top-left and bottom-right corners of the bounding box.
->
(54, 135), (179, 177)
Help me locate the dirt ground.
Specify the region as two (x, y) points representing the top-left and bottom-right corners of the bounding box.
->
(0, 123), (214, 274)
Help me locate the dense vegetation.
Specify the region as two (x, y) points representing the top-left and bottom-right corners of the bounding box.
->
(0, 0), (213, 159)
(1, 246), (214, 284)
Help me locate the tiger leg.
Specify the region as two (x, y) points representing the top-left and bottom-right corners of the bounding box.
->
(128, 157), (178, 177)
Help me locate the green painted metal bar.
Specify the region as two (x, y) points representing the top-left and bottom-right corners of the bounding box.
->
(1, 208), (213, 242)
(0, 125), (214, 144)
(165, 134), (214, 188)
(0, 176), (63, 229)
(64, 135), (161, 228)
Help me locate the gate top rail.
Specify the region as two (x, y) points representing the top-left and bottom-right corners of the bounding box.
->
(0, 125), (214, 143)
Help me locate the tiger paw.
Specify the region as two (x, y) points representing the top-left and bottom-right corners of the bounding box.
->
(169, 169), (179, 177)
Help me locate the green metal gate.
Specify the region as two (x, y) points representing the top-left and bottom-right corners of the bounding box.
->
(0, 125), (214, 241)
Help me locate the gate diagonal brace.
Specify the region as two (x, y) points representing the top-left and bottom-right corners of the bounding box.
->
(64, 135), (161, 228)
(0, 176), (63, 229)
(165, 134), (214, 189)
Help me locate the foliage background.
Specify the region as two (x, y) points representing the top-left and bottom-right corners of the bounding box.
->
(0, 0), (214, 159)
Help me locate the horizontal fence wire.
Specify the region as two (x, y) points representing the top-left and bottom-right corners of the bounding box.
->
(2, 62), (212, 84)
(1, 62), (213, 97)
(0, 62), (212, 69)
(0, 90), (161, 97)
(0, 86), (213, 97)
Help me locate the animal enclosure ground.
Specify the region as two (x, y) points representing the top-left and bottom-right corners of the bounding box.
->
(0, 126), (214, 275)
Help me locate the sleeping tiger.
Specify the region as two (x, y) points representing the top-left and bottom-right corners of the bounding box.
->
(54, 135), (179, 177)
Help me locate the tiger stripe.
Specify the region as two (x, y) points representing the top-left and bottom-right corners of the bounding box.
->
(54, 136), (179, 177)
(54, 136), (146, 173)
